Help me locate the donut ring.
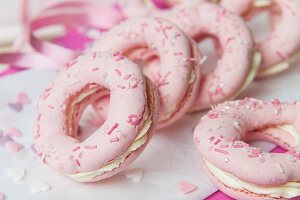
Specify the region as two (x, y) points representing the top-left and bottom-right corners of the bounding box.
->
(219, 0), (300, 78)
(92, 18), (201, 128)
(118, 2), (260, 111)
(194, 98), (300, 199)
(33, 52), (159, 182)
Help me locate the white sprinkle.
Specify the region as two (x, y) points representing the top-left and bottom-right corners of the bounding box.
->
(225, 158), (229, 163)
(224, 106), (230, 110)
(50, 146), (58, 153)
(234, 121), (240, 127)
(200, 55), (208, 65)
(125, 168), (144, 183)
(277, 163), (284, 174)
(220, 83), (224, 88)
(67, 79), (80, 86)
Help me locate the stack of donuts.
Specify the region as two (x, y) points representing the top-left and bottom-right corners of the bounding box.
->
(33, 0), (300, 199)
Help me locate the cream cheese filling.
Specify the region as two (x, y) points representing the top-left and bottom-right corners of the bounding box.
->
(203, 124), (300, 198)
(203, 158), (300, 198)
(257, 50), (300, 78)
(68, 118), (152, 182)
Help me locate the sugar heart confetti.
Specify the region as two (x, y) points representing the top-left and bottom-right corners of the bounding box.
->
(31, 181), (51, 193)
(17, 92), (31, 105)
(7, 102), (23, 112)
(178, 182), (197, 194)
(7, 167), (26, 181)
(5, 127), (22, 137)
(125, 168), (144, 183)
(5, 141), (23, 152)
(0, 192), (4, 200)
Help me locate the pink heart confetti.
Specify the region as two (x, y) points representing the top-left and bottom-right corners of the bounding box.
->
(5, 127), (22, 137)
(0, 192), (4, 200)
(17, 92), (31, 104)
(5, 141), (23, 152)
(178, 182), (197, 194)
(8, 102), (23, 112)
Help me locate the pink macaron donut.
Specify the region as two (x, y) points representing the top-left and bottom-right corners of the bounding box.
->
(219, 0), (300, 78)
(33, 52), (159, 182)
(194, 98), (300, 200)
(92, 18), (201, 128)
(119, 2), (260, 111)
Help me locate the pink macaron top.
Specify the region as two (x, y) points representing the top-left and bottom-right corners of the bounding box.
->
(92, 18), (199, 126)
(119, 2), (256, 109)
(194, 98), (300, 187)
(33, 52), (154, 175)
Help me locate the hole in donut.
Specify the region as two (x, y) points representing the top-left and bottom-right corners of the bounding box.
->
(196, 36), (220, 75)
(246, 2), (281, 43)
(244, 125), (298, 153)
(66, 83), (110, 142)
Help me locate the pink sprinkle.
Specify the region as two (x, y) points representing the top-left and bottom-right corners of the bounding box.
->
(115, 69), (122, 76)
(107, 123), (119, 135)
(174, 52), (183, 56)
(93, 52), (97, 59)
(230, 137), (236, 142)
(43, 93), (50, 100)
(220, 135), (224, 138)
(233, 145), (244, 148)
(276, 51), (288, 60)
(124, 74), (133, 80)
(115, 56), (124, 61)
(174, 33), (181, 38)
(248, 154), (259, 158)
(220, 145), (229, 148)
(17, 92), (31, 104)
(34, 133), (40, 139)
(5, 127), (22, 137)
(117, 84), (126, 89)
(66, 60), (77, 69)
(208, 136), (215, 143)
(45, 88), (52, 92)
(37, 113), (42, 121)
(272, 99), (280, 105)
(214, 139), (221, 145)
(184, 57), (196, 62)
(113, 51), (120, 56)
(92, 67), (99, 71)
(131, 83), (137, 89)
(73, 146), (80, 152)
(208, 113), (218, 119)
(157, 81), (169, 87)
(214, 148), (228, 155)
(5, 141), (23, 152)
(127, 114), (142, 126)
(75, 159), (80, 167)
(110, 137), (120, 143)
(48, 105), (54, 109)
(84, 145), (97, 149)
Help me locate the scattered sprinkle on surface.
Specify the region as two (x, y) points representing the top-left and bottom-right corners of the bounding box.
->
(7, 167), (26, 181)
(125, 168), (144, 183)
(178, 181), (197, 194)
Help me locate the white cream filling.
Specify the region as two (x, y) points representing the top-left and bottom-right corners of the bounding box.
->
(277, 125), (300, 146)
(204, 158), (300, 198)
(253, 0), (272, 7)
(203, 124), (300, 198)
(257, 50), (300, 78)
(68, 118), (152, 182)
(189, 51), (261, 112)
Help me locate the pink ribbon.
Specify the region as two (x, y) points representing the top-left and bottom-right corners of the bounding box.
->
(0, 1), (124, 71)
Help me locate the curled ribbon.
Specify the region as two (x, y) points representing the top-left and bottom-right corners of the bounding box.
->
(0, 0), (124, 71)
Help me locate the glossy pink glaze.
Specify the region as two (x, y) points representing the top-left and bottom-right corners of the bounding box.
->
(92, 18), (201, 127)
(194, 98), (300, 197)
(33, 52), (159, 181)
